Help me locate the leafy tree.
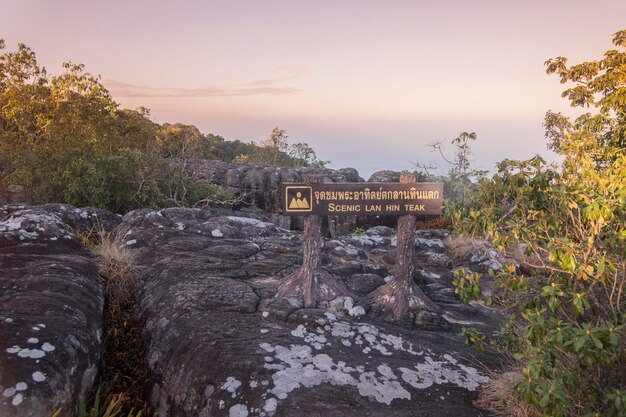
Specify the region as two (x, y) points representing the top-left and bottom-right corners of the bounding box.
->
(159, 123), (206, 160)
(238, 126), (329, 168)
(452, 30), (626, 417)
(544, 30), (626, 161)
(217, 139), (258, 163)
(259, 127), (289, 166)
(288, 141), (329, 168)
(1, 42), (166, 211)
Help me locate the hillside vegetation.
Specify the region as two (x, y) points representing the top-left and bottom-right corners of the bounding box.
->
(0, 40), (326, 212)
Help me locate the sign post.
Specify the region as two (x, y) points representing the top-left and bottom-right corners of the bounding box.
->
(275, 178), (351, 308)
(367, 173), (441, 320)
(283, 182), (443, 216)
(278, 177), (443, 320)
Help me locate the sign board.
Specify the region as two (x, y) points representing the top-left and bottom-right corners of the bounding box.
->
(283, 183), (443, 216)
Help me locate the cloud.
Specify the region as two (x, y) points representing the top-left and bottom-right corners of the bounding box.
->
(104, 66), (308, 98)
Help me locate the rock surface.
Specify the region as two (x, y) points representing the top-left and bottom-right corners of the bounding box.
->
(0, 204), (509, 417)
(120, 208), (503, 417)
(0, 206), (105, 417)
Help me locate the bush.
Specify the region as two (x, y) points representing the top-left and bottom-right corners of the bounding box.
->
(451, 30), (626, 417)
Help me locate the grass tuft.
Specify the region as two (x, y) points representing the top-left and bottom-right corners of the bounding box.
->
(81, 233), (152, 416)
(92, 235), (139, 304)
(443, 234), (478, 262)
(474, 370), (540, 417)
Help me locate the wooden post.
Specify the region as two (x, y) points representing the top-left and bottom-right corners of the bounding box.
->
(276, 180), (350, 308)
(396, 172), (418, 294)
(300, 214), (323, 307)
(368, 173), (440, 321)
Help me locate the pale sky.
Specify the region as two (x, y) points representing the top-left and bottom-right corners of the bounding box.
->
(2, 0), (625, 178)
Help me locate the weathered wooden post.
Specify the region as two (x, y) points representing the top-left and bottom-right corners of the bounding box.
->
(275, 181), (350, 308)
(302, 215), (323, 307)
(368, 173), (441, 320)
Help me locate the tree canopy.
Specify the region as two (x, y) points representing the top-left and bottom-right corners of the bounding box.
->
(0, 40), (328, 212)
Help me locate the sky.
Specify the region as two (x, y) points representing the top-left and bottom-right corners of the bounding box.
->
(2, 0), (625, 179)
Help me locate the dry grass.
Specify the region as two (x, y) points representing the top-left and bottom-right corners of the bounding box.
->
(92, 235), (139, 305)
(474, 370), (540, 417)
(74, 226), (105, 251)
(443, 235), (480, 262)
(89, 234), (152, 416)
(415, 216), (452, 230)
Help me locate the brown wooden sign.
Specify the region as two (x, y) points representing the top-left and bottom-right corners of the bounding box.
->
(282, 182), (443, 216)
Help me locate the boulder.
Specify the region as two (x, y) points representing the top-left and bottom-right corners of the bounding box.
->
(344, 273), (386, 296)
(367, 171), (398, 183)
(0, 207), (104, 417)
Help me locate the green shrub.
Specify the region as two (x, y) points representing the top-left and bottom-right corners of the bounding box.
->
(452, 30), (626, 417)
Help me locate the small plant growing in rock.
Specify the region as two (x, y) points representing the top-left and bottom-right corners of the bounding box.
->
(77, 384), (143, 417)
(474, 370), (540, 417)
(353, 226), (365, 236)
(93, 235), (139, 304)
(452, 268), (486, 304)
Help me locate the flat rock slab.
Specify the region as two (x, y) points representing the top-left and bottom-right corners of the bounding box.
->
(0, 207), (104, 417)
(121, 208), (502, 417)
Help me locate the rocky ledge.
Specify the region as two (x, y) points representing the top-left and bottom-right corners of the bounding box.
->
(120, 208), (507, 416)
(1, 204), (510, 417)
(0, 204), (120, 417)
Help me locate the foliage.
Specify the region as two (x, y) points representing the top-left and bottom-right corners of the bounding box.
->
(91, 234), (152, 416)
(414, 132), (487, 203)
(544, 30), (626, 158)
(76, 385), (143, 417)
(474, 370), (540, 417)
(0, 42), (165, 212)
(452, 267), (490, 305)
(287, 141), (329, 168)
(52, 362), (145, 417)
(451, 30), (626, 417)
(93, 234), (139, 304)
(166, 172), (239, 208)
(244, 127), (329, 168)
(1, 41), (328, 212)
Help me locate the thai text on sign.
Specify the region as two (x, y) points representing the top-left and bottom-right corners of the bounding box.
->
(283, 183), (443, 216)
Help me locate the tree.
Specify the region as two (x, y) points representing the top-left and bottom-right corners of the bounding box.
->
(0, 41), (164, 211)
(243, 127), (329, 168)
(414, 131), (486, 205)
(544, 30), (626, 161)
(259, 127), (289, 165)
(288, 142), (329, 168)
(452, 30), (626, 416)
(159, 123), (205, 160)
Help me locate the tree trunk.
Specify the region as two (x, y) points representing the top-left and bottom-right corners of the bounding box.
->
(275, 215), (350, 308)
(368, 173), (440, 321)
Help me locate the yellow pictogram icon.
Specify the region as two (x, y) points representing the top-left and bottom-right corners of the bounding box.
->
(285, 186), (313, 212)
(289, 192), (309, 209)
